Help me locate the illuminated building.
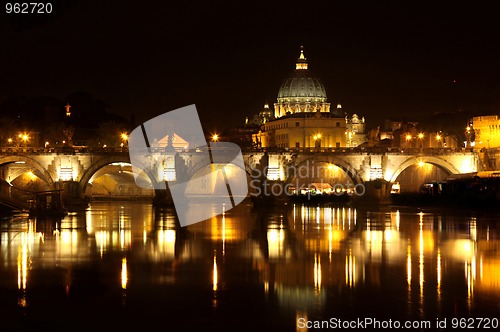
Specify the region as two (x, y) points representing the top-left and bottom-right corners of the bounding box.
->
(252, 47), (364, 149)
(345, 113), (367, 147)
(471, 115), (500, 149)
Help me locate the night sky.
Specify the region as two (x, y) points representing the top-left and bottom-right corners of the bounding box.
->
(1, 0), (499, 133)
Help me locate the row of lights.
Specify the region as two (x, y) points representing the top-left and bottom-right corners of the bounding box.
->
(405, 132), (443, 144)
(7, 133), (30, 145)
(5, 132), (130, 148)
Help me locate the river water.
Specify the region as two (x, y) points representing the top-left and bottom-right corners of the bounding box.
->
(0, 200), (499, 331)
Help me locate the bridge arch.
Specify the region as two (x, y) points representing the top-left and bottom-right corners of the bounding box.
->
(187, 157), (254, 180)
(0, 155), (56, 189)
(78, 154), (157, 197)
(388, 156), (460, 183)
(286, 156), (364, 185)
(184, 156), (254, 197)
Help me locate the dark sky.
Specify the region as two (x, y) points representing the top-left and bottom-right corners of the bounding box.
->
(1, 0), (499, 132)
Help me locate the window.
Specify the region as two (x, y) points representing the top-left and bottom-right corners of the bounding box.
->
(296, 122), (300, 127)
(336, 122), (340, 127)
(336, 142), (340, 148)
(295, 142), (300, 148)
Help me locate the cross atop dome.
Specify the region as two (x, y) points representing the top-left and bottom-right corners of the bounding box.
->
(296, 46), (308, 70)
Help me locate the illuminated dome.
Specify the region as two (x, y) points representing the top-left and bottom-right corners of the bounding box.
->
(274, 47), (331, 118)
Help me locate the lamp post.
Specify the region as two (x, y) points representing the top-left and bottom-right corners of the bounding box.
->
(120, 133), (129, 148)
(418, 132), (424, 148)
(313, 133), (322, 149)
(435, 133), (442, 148)
(18, 133), (29, 147)
(405, 133), (412, 148)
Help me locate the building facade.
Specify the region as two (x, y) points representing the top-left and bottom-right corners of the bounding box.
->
(345, 113), (367, 147)
(471, 115), (500, 149)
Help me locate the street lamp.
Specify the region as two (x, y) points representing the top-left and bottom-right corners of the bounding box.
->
(418, 132), (424, 147)
(211, 133), (219, 142)
(18, 133), (29, 146)
(120, 133), (129, 147)
(435, 133), (442, 147)
(405, 133), (412, 147)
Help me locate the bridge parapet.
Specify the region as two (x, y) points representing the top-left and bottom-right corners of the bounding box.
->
(241, 146), (476, 155)
(0, 145), (480, 206)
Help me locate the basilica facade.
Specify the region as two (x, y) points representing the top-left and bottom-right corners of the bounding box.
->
(252, 47), (366, 149)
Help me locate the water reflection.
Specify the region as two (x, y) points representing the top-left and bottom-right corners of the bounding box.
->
(0, 201), (499, 330)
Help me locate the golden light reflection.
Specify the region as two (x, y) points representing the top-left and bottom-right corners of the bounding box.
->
(407, 243), (412, 314)
(465, 253), (476, 308)
(207, 212), (238, 243)
(17, 242), (28, 290)
(345, 250), (356, 287)
(407, 244), (412, 286)
(437, 248), (442, 304)
(470, 217), (477, 241)
(157, 229), (176, 258)
(86, 208), (93, 234)
(419, 215), (424, 308)
(213, 253), (218, 291)
(268, 227), (285, 259)
(393, 210), (400, 230)
(314, 253), (321, 292)
(121, 257), (128, 289)
(222, 212), (226, 255)
(477, 257), (500, 292)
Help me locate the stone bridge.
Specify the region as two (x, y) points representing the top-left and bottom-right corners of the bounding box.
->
(0, 146), (479, 205)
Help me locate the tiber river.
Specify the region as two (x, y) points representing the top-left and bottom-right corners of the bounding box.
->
(0, 200), (499, 331)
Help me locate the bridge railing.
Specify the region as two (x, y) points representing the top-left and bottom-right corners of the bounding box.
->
(0, 146), (476, 155)
(240, 147), (476, 154)
(0, 146), (129, 155)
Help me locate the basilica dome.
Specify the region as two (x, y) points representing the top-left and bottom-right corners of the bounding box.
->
(277, 71), (327, 101)
(274, 47), (331, 118)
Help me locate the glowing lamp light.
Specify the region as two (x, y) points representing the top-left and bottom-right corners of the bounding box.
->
(435, 134), (442, 141)
(212, 133), (219, 142)
(406, 134), (412, 141)
(418, 133), (424, 139)
(418, 161), (425, 168)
